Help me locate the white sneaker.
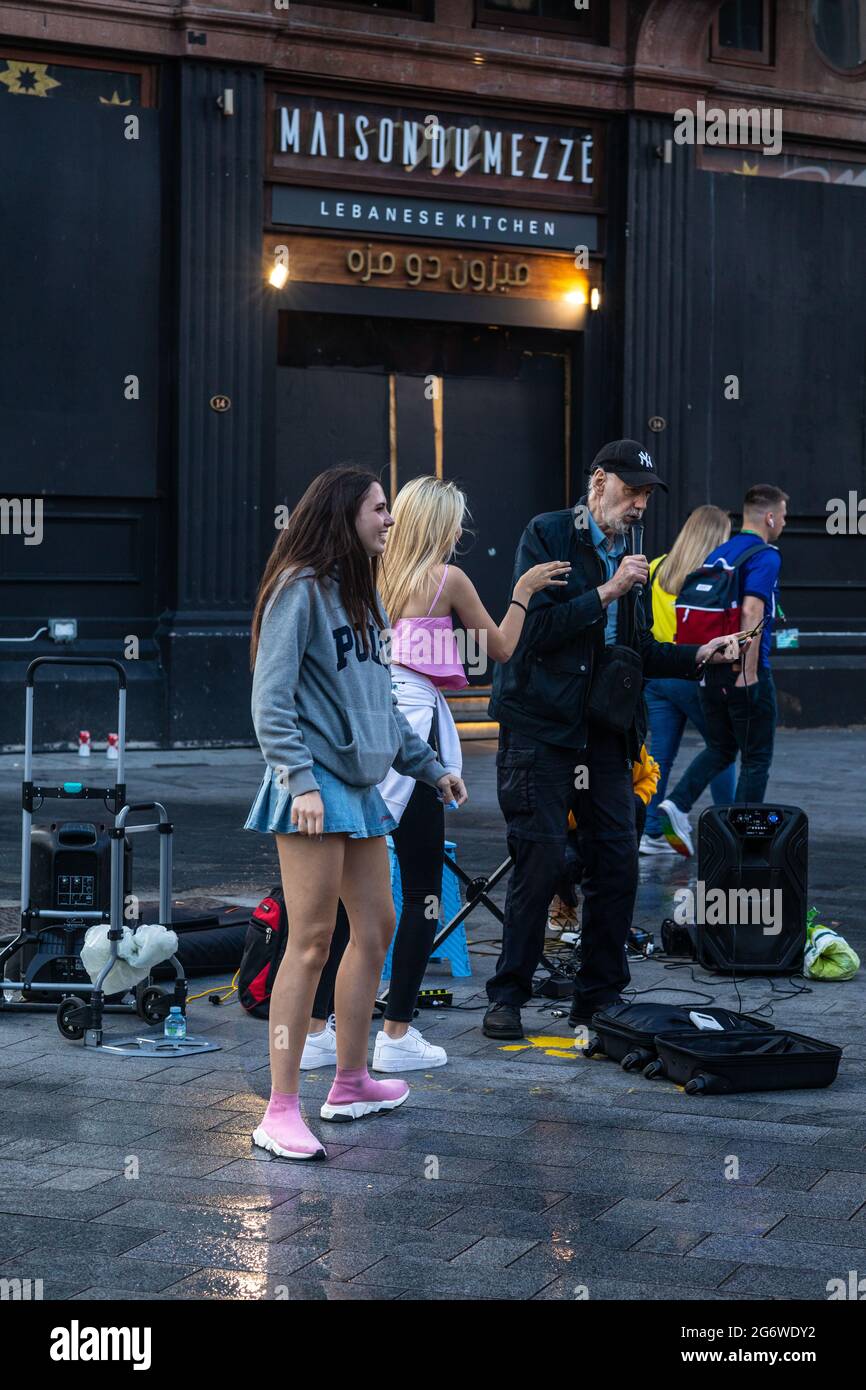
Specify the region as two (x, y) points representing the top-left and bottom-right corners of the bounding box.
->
(639, 832), (677, 857)
(300, 1014), (337, 1070)
(658, 800), (694, 857)
(371, 1025), (448, 1072)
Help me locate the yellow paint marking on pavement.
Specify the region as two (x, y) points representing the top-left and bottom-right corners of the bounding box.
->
(498, 1033), (581, 1059)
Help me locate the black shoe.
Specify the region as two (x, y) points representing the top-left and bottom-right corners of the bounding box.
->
(482, 1002), (524, 1040)
(568, 995), (626, 1029)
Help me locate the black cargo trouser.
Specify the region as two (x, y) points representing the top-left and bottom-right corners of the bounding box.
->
(486, 721), (638, 1012)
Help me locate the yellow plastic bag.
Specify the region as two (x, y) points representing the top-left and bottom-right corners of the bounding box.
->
(632, 745), (661, 807)
(567, 744), (659, 831)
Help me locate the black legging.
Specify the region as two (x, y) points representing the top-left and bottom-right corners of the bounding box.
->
(386, 776), (445, 1022)
(311, 900), (350, 1021)
(310, 780), (445, 1023)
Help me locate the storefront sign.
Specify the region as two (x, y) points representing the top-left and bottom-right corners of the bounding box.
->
(271, 185), (598, 252)
(345, 244), (530, 293)
(269, 92), (601, 205)
(264, 233), (592, 304)
(698, 145), (866, 187)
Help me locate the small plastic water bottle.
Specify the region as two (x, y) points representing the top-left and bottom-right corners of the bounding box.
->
(164, 1006), (186, 1041)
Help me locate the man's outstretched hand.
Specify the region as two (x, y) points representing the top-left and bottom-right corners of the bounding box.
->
(696, 634), (752, 667)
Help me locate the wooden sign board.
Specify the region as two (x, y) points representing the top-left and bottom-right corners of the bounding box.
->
(264, 233), (594, 303)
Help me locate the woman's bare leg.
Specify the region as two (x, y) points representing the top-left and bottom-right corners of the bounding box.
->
(268, 831), (346, 1093)
(332, 835), (396, 1069)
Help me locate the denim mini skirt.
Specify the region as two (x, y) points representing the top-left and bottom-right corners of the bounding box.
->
(244, 760), (398, 839)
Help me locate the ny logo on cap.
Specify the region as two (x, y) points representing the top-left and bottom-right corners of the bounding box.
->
(638, 450), (653, 470)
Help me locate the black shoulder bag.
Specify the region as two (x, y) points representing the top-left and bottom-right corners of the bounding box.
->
(586, 644), (644, 734)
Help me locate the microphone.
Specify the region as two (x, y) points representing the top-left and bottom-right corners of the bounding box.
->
(631, 521), (648, 630)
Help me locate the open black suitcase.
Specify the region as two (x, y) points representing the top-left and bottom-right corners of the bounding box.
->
(652, 1028), (842, 1095)
(584, 1001), (775, 1072)
(144, 901), (250, 976)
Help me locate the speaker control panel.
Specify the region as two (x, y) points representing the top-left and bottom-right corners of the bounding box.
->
(728, 808), (784, 838)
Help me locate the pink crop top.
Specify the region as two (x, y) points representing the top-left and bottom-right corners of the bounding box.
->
(388, 565), (469, 690)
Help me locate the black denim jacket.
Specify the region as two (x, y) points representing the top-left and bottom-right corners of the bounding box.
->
(488, 500), (700, 756)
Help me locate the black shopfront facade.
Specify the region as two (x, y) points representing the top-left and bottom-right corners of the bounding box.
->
(1, 39), (864, 750)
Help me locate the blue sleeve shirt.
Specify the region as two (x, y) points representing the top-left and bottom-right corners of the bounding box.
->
(587, 510), (627, 646)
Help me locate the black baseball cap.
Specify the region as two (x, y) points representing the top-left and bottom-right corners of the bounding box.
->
(590, 439), (668, 492)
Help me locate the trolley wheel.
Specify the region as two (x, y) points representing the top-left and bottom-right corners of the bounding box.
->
(137, 985), (170, 1025)
(621, 1050), (642, 1072)
(685, 1075), (707, 1095)
(584, 1038), (604, 1059)
(56, 997), (86, 1041)
(643, 1059), (664, 1080)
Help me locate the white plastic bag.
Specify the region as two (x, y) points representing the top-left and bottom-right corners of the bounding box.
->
(80, 922), (179, 993)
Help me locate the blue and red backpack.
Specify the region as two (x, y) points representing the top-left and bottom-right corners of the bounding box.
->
(674, 543), (765, 648)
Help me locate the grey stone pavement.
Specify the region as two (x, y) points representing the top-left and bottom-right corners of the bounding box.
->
(0, 728), (864, 1302)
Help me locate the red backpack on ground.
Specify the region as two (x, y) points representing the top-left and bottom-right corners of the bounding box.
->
(238, 886), (287, 1018)
(674, 543), (766, 647)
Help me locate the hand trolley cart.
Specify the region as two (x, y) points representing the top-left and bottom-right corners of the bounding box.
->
(0, 657), (187, 1045)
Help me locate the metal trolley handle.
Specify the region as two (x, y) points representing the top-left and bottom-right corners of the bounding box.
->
(21, 658), (129, 918)
(23, 657), (128, 790)
(109, 802), (173, 938)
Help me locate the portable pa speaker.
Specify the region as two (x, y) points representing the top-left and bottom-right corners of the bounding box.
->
(9, 821), (133, 1001)
(695, 805), (807, 975)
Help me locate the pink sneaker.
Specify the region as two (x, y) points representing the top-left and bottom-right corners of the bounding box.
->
(252, 1090), (327, 1160)
(320, 1066), (409, 1122)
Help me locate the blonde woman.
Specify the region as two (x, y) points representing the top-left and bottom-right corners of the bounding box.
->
(368, 476), (570, 1071)
(641, 505), (736, 855)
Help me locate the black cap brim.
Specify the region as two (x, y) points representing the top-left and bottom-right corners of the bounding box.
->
(608, 468), (668, 493)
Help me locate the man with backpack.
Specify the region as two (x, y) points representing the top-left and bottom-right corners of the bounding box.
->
(482, 440), (747, 1040)
(659, 483), (788, 855)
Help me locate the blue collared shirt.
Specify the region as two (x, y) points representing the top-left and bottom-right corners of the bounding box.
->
(586, 510), (627, 646)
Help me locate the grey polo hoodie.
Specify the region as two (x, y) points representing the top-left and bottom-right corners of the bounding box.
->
(250, 567), (449, 797)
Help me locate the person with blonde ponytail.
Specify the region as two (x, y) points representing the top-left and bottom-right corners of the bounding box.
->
(641, 505), (737, 855)
(366, 475), (570, 1072)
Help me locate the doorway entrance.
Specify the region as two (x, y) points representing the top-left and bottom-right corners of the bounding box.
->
(275, 311), (578, 645)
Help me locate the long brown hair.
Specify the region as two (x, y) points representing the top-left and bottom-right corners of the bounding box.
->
(250, 466), (386, 669)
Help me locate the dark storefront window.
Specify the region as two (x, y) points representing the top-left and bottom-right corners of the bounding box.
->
(811, 0), (866, 70)
(710, 1), (773, 64)
(476, 0), (609, 41)
(0, 51), (153, 105)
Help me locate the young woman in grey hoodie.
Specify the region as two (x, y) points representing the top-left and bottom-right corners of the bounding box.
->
(245, 466), (466, 1161)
